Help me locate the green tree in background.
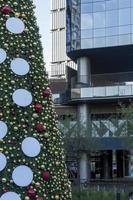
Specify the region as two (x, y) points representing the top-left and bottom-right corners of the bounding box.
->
(0, 1), (71, 200)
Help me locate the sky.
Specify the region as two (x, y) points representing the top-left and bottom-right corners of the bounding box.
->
(33, 0), (51, 72)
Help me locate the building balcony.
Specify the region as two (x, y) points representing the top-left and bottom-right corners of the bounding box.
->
(70, 84), (133, 102)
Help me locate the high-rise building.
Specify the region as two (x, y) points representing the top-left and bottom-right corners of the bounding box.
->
(51, 0), (76, 77)
(63, 0), (133, 187)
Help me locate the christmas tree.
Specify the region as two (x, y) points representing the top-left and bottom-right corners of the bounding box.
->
(0, 1), (71, 200)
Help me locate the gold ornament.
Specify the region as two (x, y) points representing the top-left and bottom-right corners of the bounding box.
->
(55, 195), (60, 200)
(24, 197), (30, 200)
(15, 12), (20, 17)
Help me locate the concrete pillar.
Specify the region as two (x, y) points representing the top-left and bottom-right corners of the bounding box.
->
(78, 104), (89, 128)
(77, 57), (91, 184)
(77, 57), (91, 86)
(79, 153), (88, 184)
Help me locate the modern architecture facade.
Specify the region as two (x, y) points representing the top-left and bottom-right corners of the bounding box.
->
(64, 0), (133, 187)
(51, 0), (76, 77)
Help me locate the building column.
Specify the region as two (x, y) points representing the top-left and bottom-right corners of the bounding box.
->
(79, 153), (88, 184)
(77, 57), (91, 184)
(77, 57), (91, 86)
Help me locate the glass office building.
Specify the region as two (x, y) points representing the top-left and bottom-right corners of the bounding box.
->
(67, 0), (133, 51)
(65, 0), (133, 184)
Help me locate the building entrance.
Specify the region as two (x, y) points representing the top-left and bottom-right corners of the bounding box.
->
(90, 150), (130, 180)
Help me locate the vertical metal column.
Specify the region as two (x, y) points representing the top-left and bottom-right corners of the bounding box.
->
(77, 57), (91, 184)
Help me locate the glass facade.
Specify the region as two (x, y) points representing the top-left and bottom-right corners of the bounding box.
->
(66, 0), (133, 51)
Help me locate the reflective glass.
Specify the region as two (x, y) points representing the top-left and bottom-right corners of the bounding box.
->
(94, 12), (105, 28)
(81, 0), (92, 3)
(119, 0), (130, 8)
(106, 0), (118, 10)
(81, 29), (93, 38)
(93, 2), (105, 12)
(131, 0), (133, 7)
(119, 34), (131, 45)
(81, 38), (93, 48)
(94, 37), (105, 47)
(119, 9), (130, 25)
(106, 36), (118, 46)
(81, 14), (93, 29)
(119, 25), (131, 35)
(106, 27), (118, 36)
(94, 29), (105, 37)
(81, 3), (92, 13)
(131, 8), (133, 23)
(106, 10), (118, 27)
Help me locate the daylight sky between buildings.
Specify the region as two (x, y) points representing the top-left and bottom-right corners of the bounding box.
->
(33, 0), (50, 73)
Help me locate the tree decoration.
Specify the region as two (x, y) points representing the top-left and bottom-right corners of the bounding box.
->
(27, 188), (36, 198)
(42, 171), (50, 181)
(43, 88), (51, 97)
(36, 197), (43, 200)
(1, 5), (12, 14)
(0, 0), (71, 199)
(35, 123), (45, 132)
(34, 103), (42, 113)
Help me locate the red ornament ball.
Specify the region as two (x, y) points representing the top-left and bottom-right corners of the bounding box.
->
(36, 198), (43, 200)
(43, 89), (51, 97)
(27, 188), (36, 198)
(1, 5), (12, 14)
(35, 123), (45, 132)
(34, 103), (42, 113)
(42, 171), (50, 181)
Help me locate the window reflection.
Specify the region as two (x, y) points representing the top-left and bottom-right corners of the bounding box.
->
(94, 37), (105, 48)
(119, 25), (131, 35)
(106, 27), (118, 36)
(81, 38), (93, 48)
(93, 2), (105, 12)
(81, 3), (92, 13)
(106, 10), (118, 27)
(119, 0), (130, 9)
(94, 29), (105, 37)
(106, 36), (118, 46)
(106, 0), (118, 10)
(119, 9), (130, 25)
(81, 14), (93, 29)
(94, 12), (105, 28)
(81, 29), (93, 39)
(119, 34), (131, 45)
(66, 0), (133, 51)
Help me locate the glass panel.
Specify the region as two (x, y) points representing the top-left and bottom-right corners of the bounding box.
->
(81, 38), (93, 48)
(106, 27), (118, 36)
(131, 8), (133, 23)
(93, 2), (105, 12)
(131, 0), (133, 7)
(131, 34), (133, 43)
(119, 25), (131, 35)
(106, 36), (118, 46)
(81, 29), (93, 38)
(81, 3), (92, 13)
(94, 12), (105, 28)
(81, 14), (93, 29)
(106, 0), (118, 10)
(119, 0), (130, 9)
(106, 10), (118, 27)
(94, 29), (105, 37)
(119, 8), (130, 26)
(81, 0), (92, 3)
(94, 37), (105, 47)
(119, 34), (131, 45)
